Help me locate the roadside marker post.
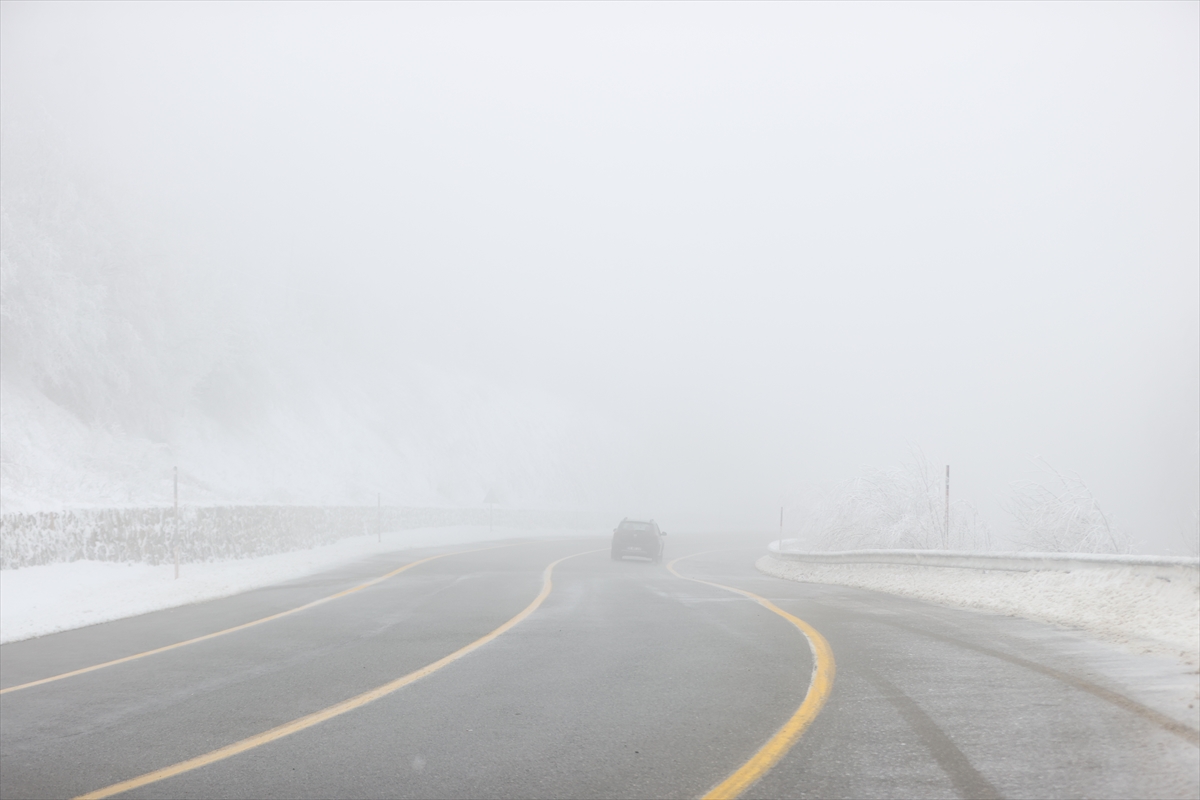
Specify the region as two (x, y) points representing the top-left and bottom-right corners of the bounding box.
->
(173, 467), (180, 580)
(483, 488), (499, 535)
(944, 465), (950, 549)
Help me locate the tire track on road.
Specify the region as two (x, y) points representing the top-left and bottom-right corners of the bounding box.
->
(864, 615), (1200, 747)
(858, 665), (1003, 800)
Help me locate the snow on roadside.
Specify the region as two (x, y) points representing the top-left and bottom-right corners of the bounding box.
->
(757, 554), (1200, 665)
(0, 525), (594, 644)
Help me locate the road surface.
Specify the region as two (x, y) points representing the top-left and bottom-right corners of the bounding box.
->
(2, 533), (1197, 799)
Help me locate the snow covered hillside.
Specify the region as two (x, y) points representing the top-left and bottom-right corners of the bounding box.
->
(0, 131), (630, 515)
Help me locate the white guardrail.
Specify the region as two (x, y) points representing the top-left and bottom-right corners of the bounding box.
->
(759, 543), (1199, 657)
(766, 542), (1200, 577)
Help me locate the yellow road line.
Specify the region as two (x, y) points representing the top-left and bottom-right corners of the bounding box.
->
(1, 543), (518, 695)
(74, 548), (601, 800)
(667, 551), (836, 800)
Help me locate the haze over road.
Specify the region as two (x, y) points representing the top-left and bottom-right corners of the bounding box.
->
(2, 535), (1197, 799)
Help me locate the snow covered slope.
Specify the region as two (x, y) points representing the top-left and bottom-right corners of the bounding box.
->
(0, 135), (631, 515)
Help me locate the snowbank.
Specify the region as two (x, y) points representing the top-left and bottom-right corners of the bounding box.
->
(758, 547), (1200, 662)
(0, 525), (593, 644)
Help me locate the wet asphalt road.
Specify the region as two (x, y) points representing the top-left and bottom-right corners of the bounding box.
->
(1, 533), (1197, 799)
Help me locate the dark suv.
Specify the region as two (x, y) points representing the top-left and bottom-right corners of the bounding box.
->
(611, 518), (665, 562)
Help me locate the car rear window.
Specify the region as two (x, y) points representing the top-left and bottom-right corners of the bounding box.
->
(619, 522), (655, 532)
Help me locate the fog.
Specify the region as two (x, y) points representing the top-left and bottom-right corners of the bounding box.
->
(1, 2), (1196, 551)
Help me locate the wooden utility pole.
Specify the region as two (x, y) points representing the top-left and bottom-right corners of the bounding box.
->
(377, 493), (382, 543)
(174, 466), (180, 579)
(778, 506), (784, 554)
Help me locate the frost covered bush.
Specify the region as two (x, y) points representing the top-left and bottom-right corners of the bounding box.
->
(787, 454), (1131, 555)
(1006, 460), (1128, 554)
(794, 452), (991, 552)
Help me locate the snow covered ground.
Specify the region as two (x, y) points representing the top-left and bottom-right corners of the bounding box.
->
(0, 525), (595, 644)
(758, 550), (1200, 665)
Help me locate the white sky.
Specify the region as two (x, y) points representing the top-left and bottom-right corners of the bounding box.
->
(2, 1), (1197, 548)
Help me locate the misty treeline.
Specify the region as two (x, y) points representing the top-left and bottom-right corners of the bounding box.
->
(0, 127), (622, 511)
(790, 452), (1130, 555)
